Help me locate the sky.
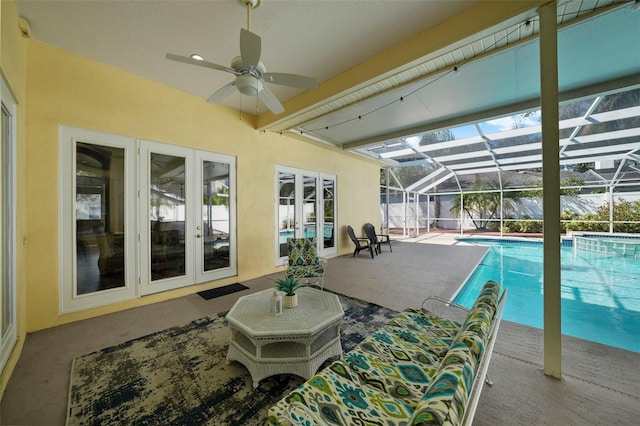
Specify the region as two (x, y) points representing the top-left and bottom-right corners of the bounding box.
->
(449, 110), (543, 140)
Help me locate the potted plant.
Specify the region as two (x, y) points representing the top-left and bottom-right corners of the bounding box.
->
(276, 276), (302, 308)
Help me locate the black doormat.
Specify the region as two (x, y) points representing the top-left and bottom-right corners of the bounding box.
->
(197, 283), (249, 300)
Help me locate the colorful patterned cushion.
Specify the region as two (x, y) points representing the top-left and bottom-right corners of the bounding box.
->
(343, 339), (438, 408)
(409, 343), (475, 426)
(388, 309), (462, 339)
(268, 359), (415, 426)
(458, 306), (492, 342)
(472, 280), (501, 317)
(286, 238), (324, 279)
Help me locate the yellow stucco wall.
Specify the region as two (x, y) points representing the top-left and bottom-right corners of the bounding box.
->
(0, 0), (28, 398)
(24, 40), (380, 332)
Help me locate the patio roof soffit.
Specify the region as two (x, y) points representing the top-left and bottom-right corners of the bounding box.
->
(341, 74), (640, 153)
(254, 0), (548, 132)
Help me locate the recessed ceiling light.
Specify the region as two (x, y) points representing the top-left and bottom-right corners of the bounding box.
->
(190, 54), (204, 61)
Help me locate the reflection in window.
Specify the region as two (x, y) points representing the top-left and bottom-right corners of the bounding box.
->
(150, 153), (186, 281)
(303, 176), (317, 239)
(203, 161), (231, 272)
(75, 142), (126, 294)
(278, 172), (296, 257)
(323, 179), (335, 249)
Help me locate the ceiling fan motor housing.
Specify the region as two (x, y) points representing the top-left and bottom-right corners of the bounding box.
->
(235, 74), (262, 95)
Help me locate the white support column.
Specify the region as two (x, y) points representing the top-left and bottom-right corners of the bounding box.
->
(460, 192), (464, 236)
(500, 190), (504, 237)
(609, 186), (614, 233)
(403, 191), (408, 236)
(427, 194), (431, 233)
(414, 193), (419, 236)
(385, 168), (391, 232)
(540, 1), (562, 379)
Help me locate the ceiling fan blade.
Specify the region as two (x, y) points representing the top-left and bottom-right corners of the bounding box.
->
(263, 72), (318, 89)
(207, 82), (237, 103)
(240, 28), (261, 69)
(166, 53), (238, 74)
(258, 86), (284, 115)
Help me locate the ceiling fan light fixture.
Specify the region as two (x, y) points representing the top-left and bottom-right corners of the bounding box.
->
(165, 0), (314, 115)
(236, 74), (262, 95)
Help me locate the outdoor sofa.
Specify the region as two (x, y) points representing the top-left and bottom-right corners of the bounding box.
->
(268, 280), (506, 425)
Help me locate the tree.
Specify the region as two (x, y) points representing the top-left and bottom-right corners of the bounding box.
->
(449, 180), (519, 230)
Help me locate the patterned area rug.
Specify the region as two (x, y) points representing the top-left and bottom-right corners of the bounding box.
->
(66, 292), (397, 425)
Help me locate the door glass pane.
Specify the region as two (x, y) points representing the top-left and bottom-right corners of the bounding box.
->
(323, 178), (335, 249)
(303, 175), (317, 239)
(278, 172), (296, 257)
(1, 105), (7, 335)
(150, 153), (186, 281)
(76, 143), (125, 294)
(202, 160), (230, 271)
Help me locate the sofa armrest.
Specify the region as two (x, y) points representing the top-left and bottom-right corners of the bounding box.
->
(460, 288), (507, 426)
(421, 295), (470, 314)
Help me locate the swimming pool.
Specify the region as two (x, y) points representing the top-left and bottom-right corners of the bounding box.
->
(453, 237), (640, 353)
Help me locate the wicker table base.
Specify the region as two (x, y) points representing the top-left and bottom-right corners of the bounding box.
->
(225, 287), (344, 388)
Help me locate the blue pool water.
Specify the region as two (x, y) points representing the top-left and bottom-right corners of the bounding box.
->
(279, 226), (333, 244)
(453, 237), (640, 353)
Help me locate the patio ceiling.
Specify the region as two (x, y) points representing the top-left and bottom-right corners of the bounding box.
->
(274, 1), (640, 191)
(16, 0), (640, 186)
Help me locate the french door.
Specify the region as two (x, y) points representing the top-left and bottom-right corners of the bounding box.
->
(61, 127), (236, 313)
(138, 141), (236, 295)
(275, 166), (336, 265)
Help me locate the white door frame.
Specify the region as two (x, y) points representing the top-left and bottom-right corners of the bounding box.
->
(138, 140), (194, 295)
(0, 76), (18, 371)
(274, 166), (337, 265)
(59, 126), (138, 313)
(194, 150), (237, 284)
(60, 127), (238, 311)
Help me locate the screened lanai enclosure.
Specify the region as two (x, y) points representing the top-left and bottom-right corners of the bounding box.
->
(284, 0), (640, 237)
(380, 86), (640, 236)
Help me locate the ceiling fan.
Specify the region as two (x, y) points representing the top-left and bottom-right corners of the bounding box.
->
(166, 0), (317, 115)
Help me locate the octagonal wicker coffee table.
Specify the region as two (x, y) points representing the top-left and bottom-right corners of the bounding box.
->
(225, 286), (344, 388)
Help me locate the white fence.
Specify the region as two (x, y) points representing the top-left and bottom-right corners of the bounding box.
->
(382, 192), (640, 235)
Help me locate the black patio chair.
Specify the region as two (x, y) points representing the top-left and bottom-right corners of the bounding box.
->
(363, 223), (392, 254)
(346, 225), (374, 258)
